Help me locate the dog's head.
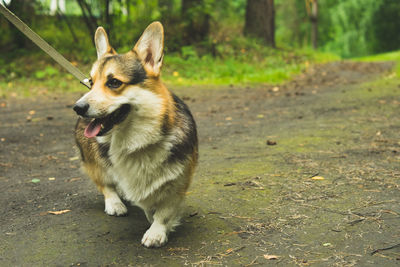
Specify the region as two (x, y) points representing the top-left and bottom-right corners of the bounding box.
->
(73, 22), (165, 138)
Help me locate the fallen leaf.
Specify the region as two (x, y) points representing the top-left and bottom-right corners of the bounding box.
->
(69, 156), (79, 161)
(323, 243), (332, 247)
(48, 209), (71, 215)
(225, 248), (233, 254)
(5, 232), (16, 235)
(311, 176), (324, 180)
(257, 114), (264, 118)
(67, 177), (81, 182)
(0, 162), (12, 167)
(264, 254), (279, 260)
(225, 117), (232, 121)
(31, 178), (40, 183)
(28, 110), (36, 115)
(272, 86), (279, 92)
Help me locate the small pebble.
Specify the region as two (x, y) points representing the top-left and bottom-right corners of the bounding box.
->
(266, 140), (277, 145)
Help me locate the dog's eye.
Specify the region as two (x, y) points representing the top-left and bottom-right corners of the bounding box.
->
(106, 78), (123, 89)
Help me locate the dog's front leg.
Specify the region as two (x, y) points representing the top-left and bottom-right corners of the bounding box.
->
(141, 197), (183, 248)
(102, 186), (128, 216)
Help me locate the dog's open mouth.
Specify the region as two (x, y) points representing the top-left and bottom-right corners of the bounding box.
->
(84, 104), (131, 138)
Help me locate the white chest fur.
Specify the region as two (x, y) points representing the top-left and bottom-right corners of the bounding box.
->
(96, 112), (183, 204)
(110, 138), (183, 203)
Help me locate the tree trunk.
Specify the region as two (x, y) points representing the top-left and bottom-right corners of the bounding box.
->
(244, 0), (275, 47)
(57, 12), (79, 43)
(76, 0), (97, 38)
(103, 0), (111, 37)
(181, 0), (210, 46)
(159, 0), (174, 19)
(310, 0), (318, 49)
(6, 0), (35, 49)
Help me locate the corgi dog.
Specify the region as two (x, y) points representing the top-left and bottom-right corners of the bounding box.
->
(73, 22), (198, 248)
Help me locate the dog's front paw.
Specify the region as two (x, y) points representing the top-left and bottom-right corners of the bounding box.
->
(141, 224), (168, 248)
(104, 198), (128, 216)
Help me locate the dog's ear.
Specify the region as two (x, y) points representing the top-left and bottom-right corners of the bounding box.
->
(95, 27), (115, 59)
(134, 22), (164, 76)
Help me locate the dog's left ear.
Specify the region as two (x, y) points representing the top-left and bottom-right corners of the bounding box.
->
(134, 22), (164, 76)
(95, 27), (115, 59)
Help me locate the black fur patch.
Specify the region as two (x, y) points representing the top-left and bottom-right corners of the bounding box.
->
(127, 61), (147, 85)
(167, 94), (198, 164)
(74, 118), (86, 162)
(160, 110), (170, 136)
(98, 142), (111, 164)
(98, 55), (146, 85)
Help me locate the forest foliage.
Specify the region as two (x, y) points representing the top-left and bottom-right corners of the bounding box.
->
(1, 0), (399, 57)
(0, 0), (399, 91)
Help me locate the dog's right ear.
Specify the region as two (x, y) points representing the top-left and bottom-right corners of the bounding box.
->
(94, 27), (115, 59)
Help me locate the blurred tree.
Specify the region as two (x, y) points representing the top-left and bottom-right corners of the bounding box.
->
(244, 0), (275, 47)
(181, 0), (211, 46)
(75, 0), (97, 39)
(319, 0), (381, 57)
(50, 0), (65, 15)
(275, 0), (308, 48)
(103, 0), (111, 36)
(371, 0), (400, 53)
(159, 0), (174, 20)
(305, 0), (317, 49)
(4, 0), (36, 49)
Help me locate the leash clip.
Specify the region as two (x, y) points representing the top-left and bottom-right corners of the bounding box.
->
(80, 78), (92, 90)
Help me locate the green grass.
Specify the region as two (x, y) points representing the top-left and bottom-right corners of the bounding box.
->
(0, 46), (339, 97)
(162, 49), (339, 86)
(353, 50), (400, 76)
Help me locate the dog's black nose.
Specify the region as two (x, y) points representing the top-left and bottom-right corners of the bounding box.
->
(73, 103), (89, 116)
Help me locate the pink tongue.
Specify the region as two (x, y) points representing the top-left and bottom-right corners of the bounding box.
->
(84, 120), (102, 138)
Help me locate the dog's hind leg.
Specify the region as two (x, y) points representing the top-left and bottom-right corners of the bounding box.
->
(141, 195), (183, 248)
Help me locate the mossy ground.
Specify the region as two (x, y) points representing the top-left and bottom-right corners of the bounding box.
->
(1, 61), (399, 266)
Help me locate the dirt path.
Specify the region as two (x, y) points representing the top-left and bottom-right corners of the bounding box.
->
(1, 61), (399, 266)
